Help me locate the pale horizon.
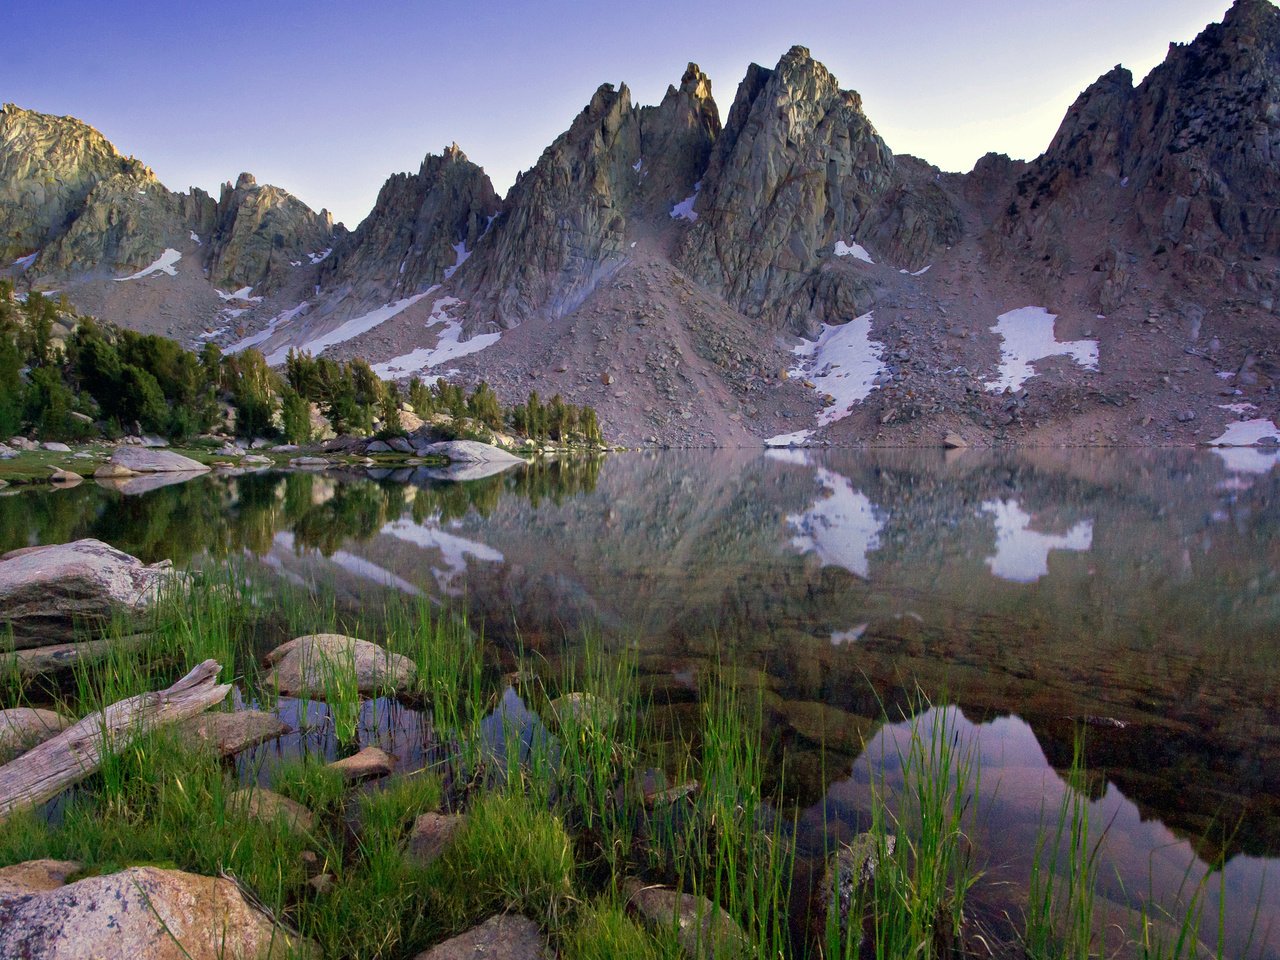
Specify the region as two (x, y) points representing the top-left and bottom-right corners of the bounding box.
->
(3, 0), (1242, 227)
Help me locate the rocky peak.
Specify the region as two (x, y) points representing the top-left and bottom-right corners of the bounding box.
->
(677, 47), (897, 330)
(234, 172), (257, 190)
(319, 144), (499, 305)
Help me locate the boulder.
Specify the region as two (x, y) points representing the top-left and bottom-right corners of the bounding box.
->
(0, 539), (177, 648)
(0, 707), (74, 762)
(41, 442), (71, 453)
(263, 634), (416, 698)
(942, 432), (968, 449)
(822, 832), (893, 944)
(230, 787), (315, 833)
(418, 440), (525, 466)
(327, 745), (396, 781)
(387, 435), (415, 454)
(176, 710), (289, 758)
(93, 463), (136, 479)
(365, 440), (393, 454)
(0, 443), (15, 459)
(109, 447), (210, 474)
(413, 914), (548, 960)
(48, 468), (82, 485)
(0, 865), (308, 959)
(623, 879), (752, 960)
(289, 456), (329, 468)
(0, 859), (81, 897)
(404, 812), (463, 868)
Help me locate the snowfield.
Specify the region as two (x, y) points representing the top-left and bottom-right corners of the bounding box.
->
(115, 248), (180, 281)
(833, 239), (873, 263)
(281, 292), (434, 364)
(225, 302), (310, 357)
(1207, 418), (1280, 446)
(670, 182), (701, 222)
(371, 297), (501, 379)
(791, 312), (887, 427)
(985, 306), (1098, 392)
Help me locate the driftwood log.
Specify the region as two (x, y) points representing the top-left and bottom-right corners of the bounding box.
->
(0, 633), (152, 679)
(0, 659), (230, 819)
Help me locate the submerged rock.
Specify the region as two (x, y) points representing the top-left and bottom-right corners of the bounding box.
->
(109, 447), (210, 474)
(623, 878), (752, 959)
(263, 633), (416, 698)
(0, 864), (308, 959)
(412, 914), (549, 960)
(0, 707), (73, 762)
(176, 709), (289, 758)
(0, 539), (177, 648)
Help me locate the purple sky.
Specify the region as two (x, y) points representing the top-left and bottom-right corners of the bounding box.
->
(4, 0), (1237, 226)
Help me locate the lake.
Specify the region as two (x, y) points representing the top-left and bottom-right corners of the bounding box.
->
(4, 446), (1278, 954)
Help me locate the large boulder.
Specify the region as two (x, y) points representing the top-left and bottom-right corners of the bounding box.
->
(0, 708), (74, 762)
(0, 864), (308, 959)
(0, 539), (177, 648)
(623, 879), (752, 960)
(413, 914), (548, 959)
(418, 440), (526, 466)
(263, 634), (416, 698)
(109, 447), (210, 474)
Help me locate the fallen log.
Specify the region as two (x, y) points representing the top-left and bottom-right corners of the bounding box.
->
(0, 659), (231, 819)
(0, 633), (153, 680)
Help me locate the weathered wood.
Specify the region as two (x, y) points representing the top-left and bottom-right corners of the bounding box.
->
(0, 633), (152, 679)
(0, 659), (231, 819)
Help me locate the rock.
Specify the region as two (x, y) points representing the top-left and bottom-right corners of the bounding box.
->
(327, 745), (396, 781)
(0, 707), (74, 762)
(41, 442), (71, 453)
(93, 463), (135, 478)
(545, 692), (618, 728)
(289, 456), (329, 468)
(48, 467), (82, 485)
(365, 440), (393, 454)
(176, 709), (289, 758)
(404, 812), (464, 868)
(1176, 410), (1197, 423)
(230, 788), (316, 832)
(240, 454), (272, 465)
(9, 436), (37, 451)
(412, 914), (549, 960)
(622, 879), (752, 959)
(419, 440), (526, 466)
(0, 859), (82, 897)
(109, 447), (210, 473)
(263, 633), (416, 698)
(0, 865), (308, 959)
(823, 832), (894, 943)
(387, 435), (415, 454)
(0, 442), (16, 459)
(942, 432), (968, 448)
(0, 539), (176, 647)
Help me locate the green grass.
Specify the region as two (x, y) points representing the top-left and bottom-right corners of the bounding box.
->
(269, 754), (348, 814)
(563, 900), (677, 960)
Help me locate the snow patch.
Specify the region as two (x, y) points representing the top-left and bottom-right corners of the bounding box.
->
(371, 296), (500, 379)
(632, 158), (643, 172)
(790, 312), (887, 427)
(217, 286), (262, 303)
(1207, 418), (1280, 447)
(1218, 402), (1258, 415)
(12, 252), (37, 270)
(831, 624), (869, 645)
(982, 499), (1092, 583)
(787, 468), (884, 579)
(670, 181), (701, 222)
(190, 231), (201, 245)
(985, 306), (1098, 392)
(308, 249), (332, 264)
(833, 240), (874, 264)
(764, 429), (815, 448)
(225, 302), (310, 356)
(443, 241), (470, 280)
(281, 291), (434, 364)
(115, 248), (181, 281)
(912, 264), (932, 276)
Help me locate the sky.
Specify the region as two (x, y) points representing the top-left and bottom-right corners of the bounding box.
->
(2, 0), (1239, 227)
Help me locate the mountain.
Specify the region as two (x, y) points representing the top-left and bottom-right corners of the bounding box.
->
(2, 0), (1278, 448)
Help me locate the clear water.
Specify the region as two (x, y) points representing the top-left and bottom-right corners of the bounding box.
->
(5, 447), (1278, 954)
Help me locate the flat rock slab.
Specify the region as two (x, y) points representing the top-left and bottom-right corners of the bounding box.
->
(93, 463), (135, 478)
(413, 914), (548, 960)
(0, 539), (176, 648)
(0, 708), (74, 762)
(327, 745), (396, 781)
(418, 440), (526, 466)
(404, 812), (463, 868)
(0, 859), (82, 897)
(176, 710), (289, 758)
(264, 634), (416, 698)
(623, 879), (752, 960)
(0, 865), (308, 960)
(230, 787), (316, 833)
(110, 446), (210, 473)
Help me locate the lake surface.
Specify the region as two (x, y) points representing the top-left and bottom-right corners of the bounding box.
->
(5, 447), (1279, 954)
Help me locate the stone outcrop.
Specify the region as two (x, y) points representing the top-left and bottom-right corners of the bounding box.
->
(263, 633), (416, 698)
(0, 539), (176, 647)
(457, 64), (720, 326)
(999, 0), (1280, 304)
(110, 447), (210, 473)
(677, 47), (959, 333)
(320, 146), (499, 305)
(0, 864), (307, 959)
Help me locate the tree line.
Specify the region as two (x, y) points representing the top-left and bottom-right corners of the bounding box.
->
(0, 283), (603, 446)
